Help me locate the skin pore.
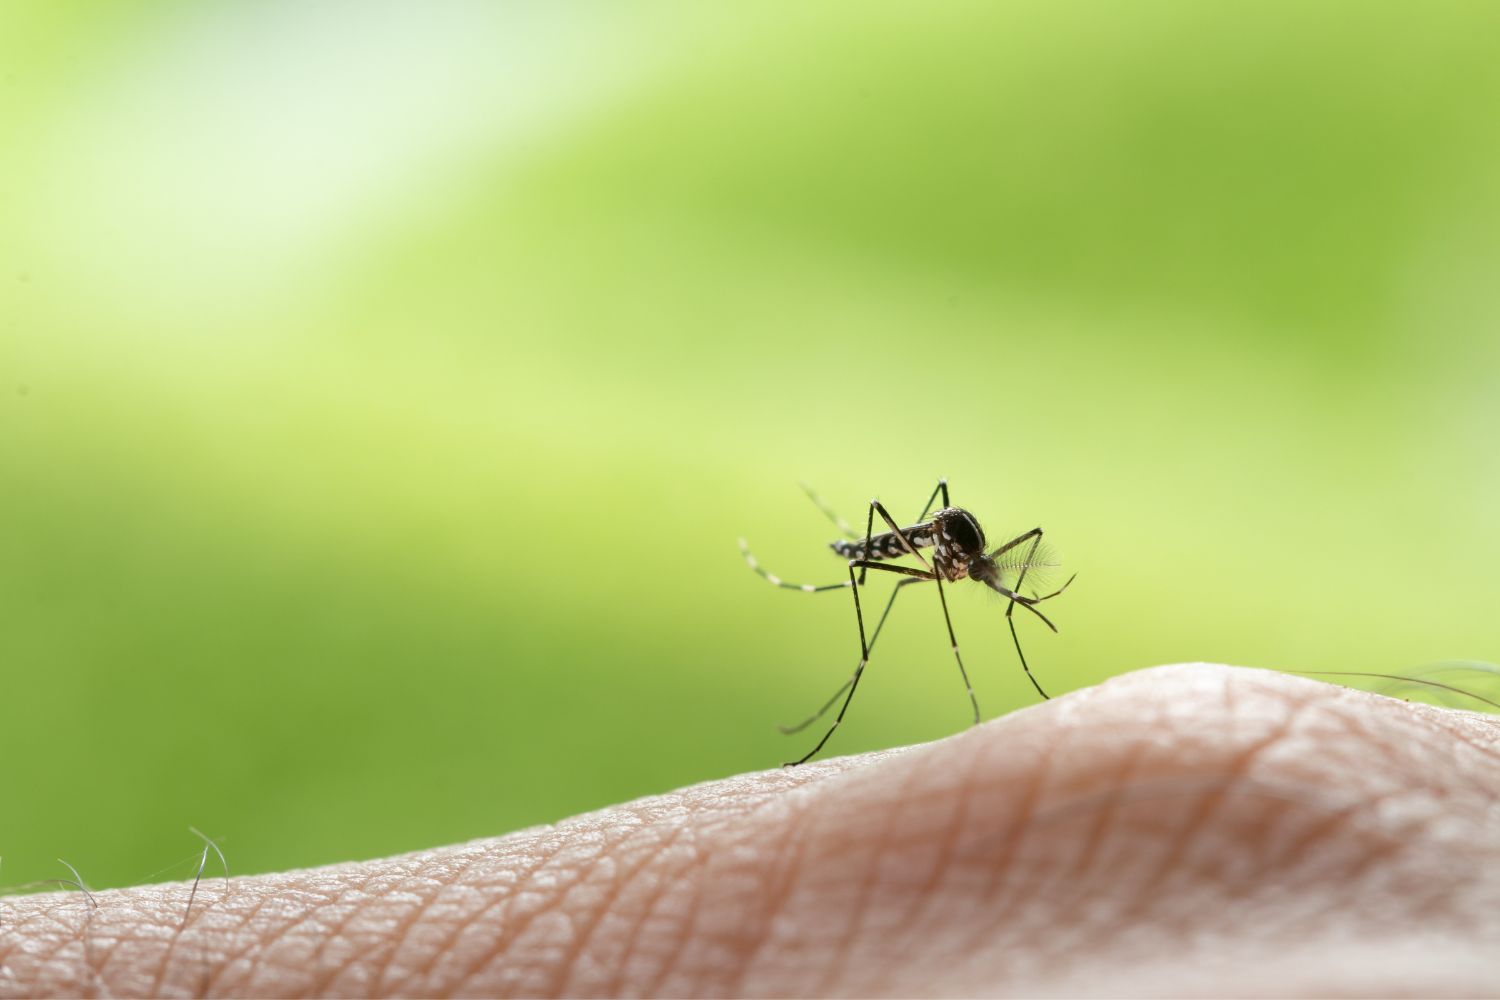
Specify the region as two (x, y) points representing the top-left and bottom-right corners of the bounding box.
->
(2, 664), (1498, 997)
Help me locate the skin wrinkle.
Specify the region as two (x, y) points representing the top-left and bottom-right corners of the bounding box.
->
(696, 830), (760, 997)
(482, 767), (848, 997)
(833, 743), (959, 964)
(1052, 705), (1372, 948)
(578, 795), (762, 996)
(1022, 727), (1153, 949)
(302, 872), (410, 995)
(864, 668), (1482, 989)
(632, 800), (775, 998)
(235, 874), (382, 995)
(813, 730), (935, 996)
(438, 826), (601, 995)
(600, 823), (697, 997)
(1375, 704), (1500, 791)
(1127, 685), (1326, 909)
(627, 833), (696, 995)
(1265, 795), (1406, 911)
(5, 666), (1500, 997)
(8, 896), (95, 998)
(556, 813), (692, 997)
(461, 793), (713, 995)
(189, 884), (296, 994)
(371, 857), (493, 995)
(949, 714), (1057, 966)
(336, 873), (449, 996)
(1113, 795), (1301, 938)
(721, 778), (821, 997)
(201, 881), (285, 994)
(882, 722), (1038, 989)
(145, 887), (225, 998)
(142, 868), (224, 999)
(391, 870), (504, 996)
(1400, 704), (1500, 763)
(620, 809), (740, 997)
(1302, 691), (1498, 837)
(399, 842), (561, 994)
(640, 832), (706, 997)
(886, 724), (984, 957)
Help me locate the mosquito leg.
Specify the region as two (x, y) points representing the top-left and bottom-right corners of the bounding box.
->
(933, 569), (981, 724)
(787, 561), (939, 765)
(994, 534), (1055, 701)
(849, 560), (937, 581)
(779, 577), (926, 734)
(917, 477), (950, 521)
(995, 585), (1059, 631)
(857, 555), (979, 723)
(987, 527), (1059, 699)
(870, 500), (934, 572)
(858, 499), (877, 585)
(1006, 613), (1050, 701)
(800, 482), (860, 539)
(786, 563), (871, 766)
(1030, 573), (1078, 603)
(989, 526), (1043, 559)
(739, 538), (853, 593)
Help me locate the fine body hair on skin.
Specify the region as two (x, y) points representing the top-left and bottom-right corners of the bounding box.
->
(0, 830), (231, 998)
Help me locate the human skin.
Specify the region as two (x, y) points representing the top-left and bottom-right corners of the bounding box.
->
(2, 664), (1498, 998)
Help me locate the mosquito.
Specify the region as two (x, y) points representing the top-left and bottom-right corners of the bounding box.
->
(739, 478), (1075, 766)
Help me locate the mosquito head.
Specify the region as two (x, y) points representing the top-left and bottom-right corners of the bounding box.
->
(967, 554), (1001, 587)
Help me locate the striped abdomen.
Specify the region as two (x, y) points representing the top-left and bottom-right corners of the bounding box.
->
(830, 523), (937, 562)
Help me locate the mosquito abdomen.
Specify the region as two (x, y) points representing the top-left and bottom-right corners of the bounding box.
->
(830, 525), (936, 561)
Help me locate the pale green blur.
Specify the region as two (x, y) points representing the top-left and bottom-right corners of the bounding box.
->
(2, 2), (1497, 889)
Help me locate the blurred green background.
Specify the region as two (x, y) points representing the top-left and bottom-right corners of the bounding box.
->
(3, 2), (1498, 890)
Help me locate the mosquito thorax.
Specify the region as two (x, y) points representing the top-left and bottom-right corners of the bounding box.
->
(931, 507), (986, 557)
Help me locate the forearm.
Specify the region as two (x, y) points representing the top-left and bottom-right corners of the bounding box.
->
(4, 665), (1498, 998)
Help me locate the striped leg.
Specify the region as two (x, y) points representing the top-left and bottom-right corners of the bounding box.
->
(847, 556), (981, 725)
(776, 481), (949, 740)
(778, 577), (926, 734)
(865, 497), (983, 722)
(1003, 533), (1052, 700)
(919, 477), (950, 519)
(786, 559), (940, 766)
(800, 482), (859, 539)
(738, 538), (852, 593)
(934, 569), (981, 725)
(761, 481), (960, 764)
